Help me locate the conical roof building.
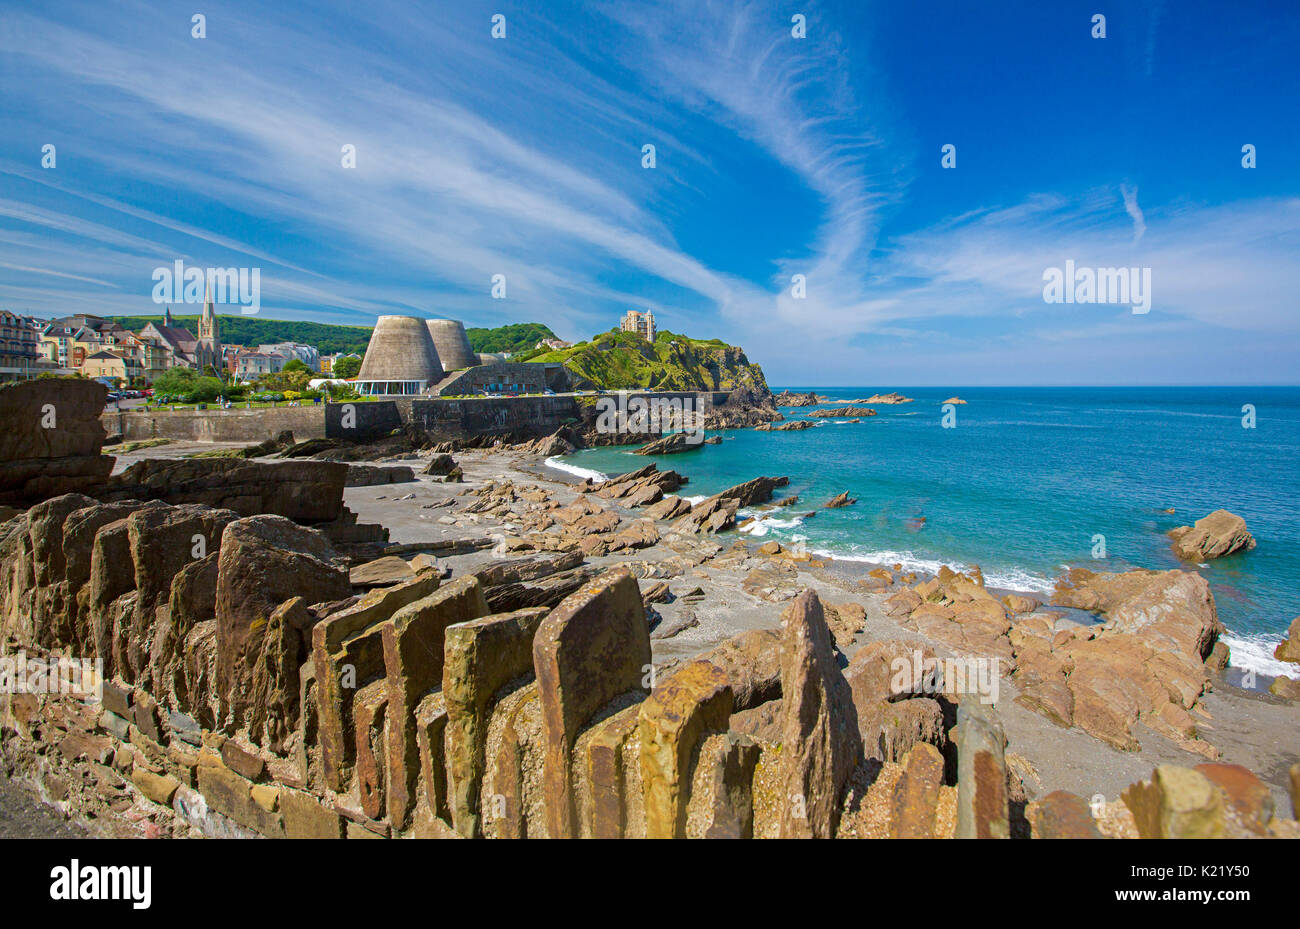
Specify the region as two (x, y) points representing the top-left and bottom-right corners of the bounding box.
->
(354, 316), (443, 395)
(425, 318), (478, 371)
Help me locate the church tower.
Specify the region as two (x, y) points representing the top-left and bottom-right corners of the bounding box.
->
(198, 284), (222, 372)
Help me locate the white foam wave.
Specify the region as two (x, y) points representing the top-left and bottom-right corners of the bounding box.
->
(740, 516), (804, 537)
(1221, 631), (1300, 681)
(806, 546), (1055, 594)
(683, 494), (708, 506)
(542, 456), (608, 482)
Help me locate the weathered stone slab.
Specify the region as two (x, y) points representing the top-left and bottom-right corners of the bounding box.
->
(354, 679), (388, 821)
(381, 575), (488, 829)
(955, 701), (1009, 839)
(638, 660), (733, 838)
(1122, 765), (1226, 839)
(776, 590), (862, 838)
(414, 692), (450, 824)
(281, 789), (345, 839)
(695, 628), (782, 711)
(1027, 790), (1103, 838)
(443, 607), (547, 837)
(1195, 762), (1274, 835)
(485, 683), (543, 839)
(198, 763), (284, 836)
(216, 515), (350, 731)
(132, 767), (181, 807)
(312, 572), (441, 792)
(220, 738), (265, 781)
(88, 517), (139, 676)
(0, 380), (112, 507)
(890, 742), (945, 838)
(685, 732), (761, 839)
(106, 457), (348, 523)
(584, 704), (642, 839)
(472, 551), (582, 588)
(127, 503), (236, 683)
(532, 567), (651, 838)
(349, 556), (416, 587)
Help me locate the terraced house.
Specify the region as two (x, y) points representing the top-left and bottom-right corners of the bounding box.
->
(0, 310), (42, 381)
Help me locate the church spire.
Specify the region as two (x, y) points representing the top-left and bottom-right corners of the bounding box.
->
(200, 283), (217, 339)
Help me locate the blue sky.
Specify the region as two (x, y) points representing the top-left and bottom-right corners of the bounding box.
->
(1, 0), (1297, 385)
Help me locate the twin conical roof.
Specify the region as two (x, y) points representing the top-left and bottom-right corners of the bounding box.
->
(357, 316), (444, 382)
(425, 318), (478, 371)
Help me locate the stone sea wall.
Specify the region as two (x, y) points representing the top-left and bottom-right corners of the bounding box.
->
(102, 391), (736, 446)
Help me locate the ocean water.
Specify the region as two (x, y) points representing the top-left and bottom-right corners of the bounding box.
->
(549, 387), (1300, 679)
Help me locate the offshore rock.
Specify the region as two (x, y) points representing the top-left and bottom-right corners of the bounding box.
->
(1167, 509), (1256, 561)
(1273, 616), (1300, 663)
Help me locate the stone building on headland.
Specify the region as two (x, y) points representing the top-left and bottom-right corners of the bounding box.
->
(620, 308), (656, 342)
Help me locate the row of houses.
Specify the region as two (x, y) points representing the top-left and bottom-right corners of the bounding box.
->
(0, 302), (355, 386)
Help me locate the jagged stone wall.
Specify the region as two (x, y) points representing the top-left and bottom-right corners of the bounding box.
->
(2, 493), (1296, 839)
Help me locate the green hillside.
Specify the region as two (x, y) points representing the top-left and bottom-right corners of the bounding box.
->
(107, 316), (559, 358)
(108, 315), (372, 355)
(466, 322), (557, 354)
(529, 329), (770, 393)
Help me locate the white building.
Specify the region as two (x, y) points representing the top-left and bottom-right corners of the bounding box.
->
(259, 341), (320, 370)
(235, 350), (287, 381)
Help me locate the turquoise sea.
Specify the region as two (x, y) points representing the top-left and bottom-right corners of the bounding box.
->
(549, 387), (1300, 679)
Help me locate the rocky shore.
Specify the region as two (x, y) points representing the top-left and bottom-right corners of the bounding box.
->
(1, 381), (1296, 840)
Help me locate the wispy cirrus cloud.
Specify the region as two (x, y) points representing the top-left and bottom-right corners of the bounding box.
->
(0, 0), (1295, 385)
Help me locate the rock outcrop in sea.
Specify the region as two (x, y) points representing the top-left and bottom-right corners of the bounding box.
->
(807, 406), (877, 418)
(1168, 509), (1256, 560)
(1276, 617), (1300, 664)
(773, 391), (820, 407)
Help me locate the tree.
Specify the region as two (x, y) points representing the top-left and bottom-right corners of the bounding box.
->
(281, 358), (309, 374)
(153, 367), (200, 396)
(332, 355), (361, 378)
(183, 376), (226, 403)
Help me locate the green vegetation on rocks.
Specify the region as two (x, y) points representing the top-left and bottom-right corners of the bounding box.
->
(465, 322), (557, 355)
(529, 329), (769, 393)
